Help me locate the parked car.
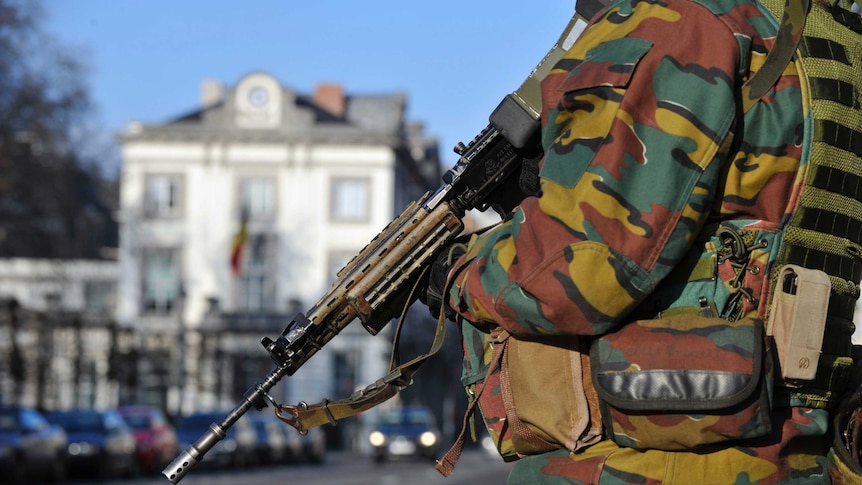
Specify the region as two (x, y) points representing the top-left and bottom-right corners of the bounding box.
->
(269, 418), (324, 464)
(249, 413), (288, 465)
(175, 411), (256, 469)
(118, 405), (179, 473)
(0, 406), (68, 484)
(46, 409), (137, 479)
(300, 426), (326, 464)
(279, 422), (305, 463)
(368, 406), (440, 463)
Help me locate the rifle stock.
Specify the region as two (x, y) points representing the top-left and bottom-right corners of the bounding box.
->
(163, 9), (591, 483)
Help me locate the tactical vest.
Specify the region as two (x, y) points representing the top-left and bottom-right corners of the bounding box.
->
(760, 0), (862, 408)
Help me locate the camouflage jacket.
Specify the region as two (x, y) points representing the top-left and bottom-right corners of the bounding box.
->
(448, 0), (803, 340)
(447, 0), (841, 482)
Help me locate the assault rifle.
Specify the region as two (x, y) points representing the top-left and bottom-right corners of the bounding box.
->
(162, 9), (592, 483)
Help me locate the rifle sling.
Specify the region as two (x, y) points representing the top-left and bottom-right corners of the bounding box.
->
(275, 269), (452, 432)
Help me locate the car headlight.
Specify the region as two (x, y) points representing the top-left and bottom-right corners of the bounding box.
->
(220, 438), (237, 453)
(419, 431), (437, 448)
(368, 431), (386, 447)
(481, 435), (496, 452)
(69, 442), (100, 456)
(105, 435), (135, 454)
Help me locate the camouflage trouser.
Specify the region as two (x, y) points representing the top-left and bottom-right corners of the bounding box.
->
(507, 407), (831, 485)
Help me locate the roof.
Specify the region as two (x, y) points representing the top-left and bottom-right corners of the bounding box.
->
(119, 75), (408, 144)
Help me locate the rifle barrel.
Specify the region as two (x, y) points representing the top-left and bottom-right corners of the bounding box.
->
(162, 365), (288, 483)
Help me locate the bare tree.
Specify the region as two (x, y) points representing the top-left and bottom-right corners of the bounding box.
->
(0, 0), (116, 259)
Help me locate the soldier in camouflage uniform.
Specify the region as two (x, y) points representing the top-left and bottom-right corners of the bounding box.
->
(424, 0), (862, 482)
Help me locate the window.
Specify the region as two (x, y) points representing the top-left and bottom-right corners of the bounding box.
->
(145, 174), (184, 218)
(236, 234), (277, 313)
(330, 177), (370, 222)
(84, 280), (116, 311)
(44, 293), (61, 310)
(332, 350), (358, 397)
(142, 248), (181, 314)
(238, 178), (276, 221)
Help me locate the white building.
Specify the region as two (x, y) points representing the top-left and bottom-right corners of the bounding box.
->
(0, 258), (119, 410)
(0, 258), (117, 313)
(115, 72), (442, 441)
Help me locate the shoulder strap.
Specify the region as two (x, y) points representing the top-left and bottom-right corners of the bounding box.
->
(576, 0), (612, 20)
(742, 0), (811, 112)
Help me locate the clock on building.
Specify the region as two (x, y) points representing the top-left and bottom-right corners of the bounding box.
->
(247, 86), (270, 107)
(235, 73), (282, 128)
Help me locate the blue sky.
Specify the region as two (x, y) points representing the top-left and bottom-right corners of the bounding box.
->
(43, 1), (577, 173)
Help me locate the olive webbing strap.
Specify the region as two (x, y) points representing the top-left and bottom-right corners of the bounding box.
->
(435, 328), (509, 478)
(760, 0), (862, 406)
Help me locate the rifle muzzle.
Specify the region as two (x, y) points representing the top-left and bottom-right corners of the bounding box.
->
(162, 422), (226, 483)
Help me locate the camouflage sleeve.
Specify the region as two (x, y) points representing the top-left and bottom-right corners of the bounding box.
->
(448, 0), (743, 337)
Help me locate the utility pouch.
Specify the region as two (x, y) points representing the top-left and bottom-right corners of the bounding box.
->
(472, 327), (602, 460)
(767, 264), (830, 380)
(591, 314), (772, 450)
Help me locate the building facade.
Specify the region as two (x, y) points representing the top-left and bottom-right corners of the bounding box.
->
(0, 259), (119, 410)
(115, 72), (442, 446)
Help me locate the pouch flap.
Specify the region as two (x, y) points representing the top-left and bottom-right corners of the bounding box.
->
(591, 315), (764, 412)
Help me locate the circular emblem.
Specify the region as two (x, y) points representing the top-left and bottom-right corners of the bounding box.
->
(248, 86), (269, 107)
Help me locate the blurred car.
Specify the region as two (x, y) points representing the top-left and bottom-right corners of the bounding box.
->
(300, 426), (326, 464)
(118, 405), (179, 473)
(249, 413), (288, 465)
(279, 422), (304, 463)
(0, 406), (68, 484)
(269, 418), (324, 464)
(175, 411), (256, 469)
(46, 409), (137, 479)
(368, 406), (440, 463)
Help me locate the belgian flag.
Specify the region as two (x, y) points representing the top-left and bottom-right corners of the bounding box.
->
(230, 208), (249, 276)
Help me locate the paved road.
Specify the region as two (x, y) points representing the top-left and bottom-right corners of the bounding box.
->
(66, 448), (513, 485)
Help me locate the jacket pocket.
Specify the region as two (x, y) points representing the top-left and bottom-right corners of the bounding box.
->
(541, 37), (653, 189)
(555, 37), (654, 93)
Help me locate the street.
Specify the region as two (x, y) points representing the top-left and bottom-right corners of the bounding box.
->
(66, 449), (514, 485)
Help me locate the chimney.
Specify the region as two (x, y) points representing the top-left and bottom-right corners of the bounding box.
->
(314, 83), (345, 117)
(200, 80), (224, 108)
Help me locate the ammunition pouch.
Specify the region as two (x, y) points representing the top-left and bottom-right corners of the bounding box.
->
(453, 324), (602, 463)
(591, 314), (773, 450)
(477, 328), (602, 459)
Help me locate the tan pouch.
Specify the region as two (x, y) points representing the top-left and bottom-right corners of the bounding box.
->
(502, 332), (603, 455)
(767, 264), (831, 380)
(438, 329), (602, 476)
